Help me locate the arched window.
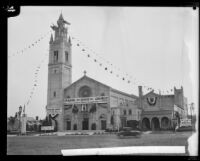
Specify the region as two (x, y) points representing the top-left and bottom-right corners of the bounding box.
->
(65, 51), (68, 62)
(79, 86), (92, 97)
(129, 109), (132, 115)
(54, 51), (58, 63)
(53, 91), (56, 97)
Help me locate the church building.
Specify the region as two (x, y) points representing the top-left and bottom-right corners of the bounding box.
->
(46, 14), (141, 131)
(138, 86), (188, 130)
(46, 14), (188, 132)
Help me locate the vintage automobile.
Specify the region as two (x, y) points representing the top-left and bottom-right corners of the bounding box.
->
(117, 127), (142, 138)
(176, 125), (193, 132)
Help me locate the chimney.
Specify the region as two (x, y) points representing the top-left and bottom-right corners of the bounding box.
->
(138, 86), (143, 109)
(138, 86), (143, 97)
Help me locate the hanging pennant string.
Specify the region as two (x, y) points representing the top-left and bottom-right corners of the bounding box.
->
(73, 35), (148, 89)
(72, 35), (173, 93)
(72, 36), (132, 82)
(8, 31), (51, 58)
(25, 51), (49, 107)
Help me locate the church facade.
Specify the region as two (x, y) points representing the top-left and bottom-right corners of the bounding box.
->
(46, 14), (140, 131)
(46, 14), (188, 132)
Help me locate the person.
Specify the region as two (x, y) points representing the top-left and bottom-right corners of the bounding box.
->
(173, 121), (177, 133)
(175, 124), (179, 132)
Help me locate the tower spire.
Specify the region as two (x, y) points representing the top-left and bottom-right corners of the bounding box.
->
(68, 36), (71, 45)
(59, 12), (64, 21)
(50, 34), (53, 43)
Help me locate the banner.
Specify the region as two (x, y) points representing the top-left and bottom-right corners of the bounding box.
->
(64, 96), (108, 104)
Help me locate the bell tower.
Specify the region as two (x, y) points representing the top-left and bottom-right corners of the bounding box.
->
(46, 13), (72, 131)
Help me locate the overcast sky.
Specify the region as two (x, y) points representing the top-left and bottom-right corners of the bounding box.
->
(8, 7), (198, 119)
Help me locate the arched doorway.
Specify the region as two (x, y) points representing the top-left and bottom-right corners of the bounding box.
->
(151, 117), (160, 131)
(99, 114), (107, 130)
(142, 118), (150, 130)
(66, 119), (71, 130)
(73, 124), (77, 130)
(161, 117), (170, 130)
(82, 118), (89, 130)
(91, 123), (96, 130)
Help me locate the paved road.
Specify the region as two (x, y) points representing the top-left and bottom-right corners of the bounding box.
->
(7, 131), (193, 155)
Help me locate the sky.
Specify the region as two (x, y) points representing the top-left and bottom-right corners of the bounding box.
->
(8, 7), (199, 119)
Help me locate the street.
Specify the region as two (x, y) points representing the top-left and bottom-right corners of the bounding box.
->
(7, 131), (193, 155)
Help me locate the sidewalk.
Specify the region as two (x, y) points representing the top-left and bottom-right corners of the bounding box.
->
(34, 130), (118, 136)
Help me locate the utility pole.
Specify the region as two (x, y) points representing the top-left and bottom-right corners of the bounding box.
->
(18, 106), (22, 135)
(190, 103), (194, 123)
(21, 104), (27, 135)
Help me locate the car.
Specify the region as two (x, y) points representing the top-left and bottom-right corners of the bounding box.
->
(176, 125), (193, 132)
(117, 127), (142, 138)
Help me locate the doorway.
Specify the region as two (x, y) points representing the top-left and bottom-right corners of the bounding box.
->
(151, 117), (160, 131)
(142, 118), (151, 130)
(66, 121), (71, 130)
(101, 120), (106, 130)
(82, 118), (89, 130)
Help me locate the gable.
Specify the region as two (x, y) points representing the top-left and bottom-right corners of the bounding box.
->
(64, 76), (110, 98)
(142, 91), (159, 98)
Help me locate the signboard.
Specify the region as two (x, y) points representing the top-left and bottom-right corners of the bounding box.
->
(41, 126), (54, 131)
(46, 108), (61, 116)
(64, 96), (108, 104)
(180, 119), (191, 127)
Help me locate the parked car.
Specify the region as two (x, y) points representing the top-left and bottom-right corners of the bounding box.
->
(117, 127), (142, 138)
(105, 128), (118, 133)
(176, 125), (193, 132)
